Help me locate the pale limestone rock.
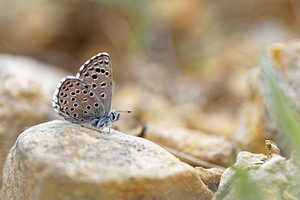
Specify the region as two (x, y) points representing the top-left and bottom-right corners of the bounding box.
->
(234, 68), (267, 153)
(195, 167), (224, 193)
(196, 167), (224, 186)
(213, 151), (300, 200)
(2, 120), (213, 200)
(0, 54), (67, 187)
(235, 40), (300, 153)
(145, 124), (235, 167)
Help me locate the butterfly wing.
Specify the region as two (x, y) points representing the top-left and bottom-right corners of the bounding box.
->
(76, 52), (113, 114)
(52, 76), (105, 127)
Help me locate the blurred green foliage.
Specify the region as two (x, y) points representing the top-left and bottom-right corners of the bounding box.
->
(232, 166), (265, 200)
(227, 54), (300, 200)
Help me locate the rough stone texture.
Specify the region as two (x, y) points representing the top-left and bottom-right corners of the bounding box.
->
(213, 151), (300, 200)
(196, 167), (224, 186)
(145, 124), (235, 167)
(0, 54), (67, 187)
(235, 40), (300, 154)
(234, 67), (267, 153)
(196, 167), (224, 193)
(2, 120), (214, 200)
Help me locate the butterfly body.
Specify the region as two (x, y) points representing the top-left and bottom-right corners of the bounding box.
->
(52, 52), (121, 130)
(90, 111), (120, 128)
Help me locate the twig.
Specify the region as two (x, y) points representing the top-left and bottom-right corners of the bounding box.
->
(160, 144), (225, 170)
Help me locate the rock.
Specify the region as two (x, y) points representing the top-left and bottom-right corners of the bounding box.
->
(234, 68), (267, 153)
(0, 54), (66, 187)
(113, 83), (181, 133)
(235, 40), (300, 154)
(145, 124), (236, 167)
(213, 151), (300, 200)
(196, 167), (224, 192)
(1, 120), (214, 200)
(183, 111), (236, 139)
(114, 84), (236, 139)
(196, 167), (224, 186)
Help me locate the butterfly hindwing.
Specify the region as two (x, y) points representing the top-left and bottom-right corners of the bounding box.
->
(52, 77), (105, 126)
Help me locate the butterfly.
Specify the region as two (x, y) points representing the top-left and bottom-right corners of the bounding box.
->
(52, 52), (130, 130)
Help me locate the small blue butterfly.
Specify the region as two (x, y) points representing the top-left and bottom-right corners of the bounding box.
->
(52, 52), (130, 129)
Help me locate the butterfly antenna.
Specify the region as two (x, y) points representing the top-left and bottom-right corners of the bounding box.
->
(115, 110), (132, 114)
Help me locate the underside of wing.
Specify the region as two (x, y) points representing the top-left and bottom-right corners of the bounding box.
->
(76, 52), (113, 113)
(52, 77), (105, 125)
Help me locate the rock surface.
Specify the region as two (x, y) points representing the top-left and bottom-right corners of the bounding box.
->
(213, 151), (300, 200)
(234, 67), (267, 153)
(235, 40), (300, 153)
(145, 125), (235, 167)
(0, 54), (66, 187)
(2, 120), (214, 200)
(114, 83), (236, 139)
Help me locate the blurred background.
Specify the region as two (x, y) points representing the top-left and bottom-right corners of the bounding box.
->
(1, 0), (300, 140)
(2, 1), (300, 198)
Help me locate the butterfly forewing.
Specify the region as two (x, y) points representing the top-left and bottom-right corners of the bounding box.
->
(76, 52), (113, 113)
(53, 77), (105, 125)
